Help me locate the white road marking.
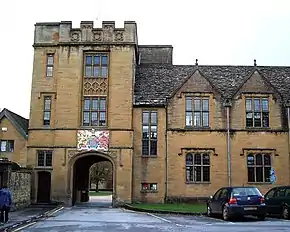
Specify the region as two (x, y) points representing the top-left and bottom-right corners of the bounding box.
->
(12, 222), (37, 232)
(46, 206), (65, 217)
(146, 212), (185, 227)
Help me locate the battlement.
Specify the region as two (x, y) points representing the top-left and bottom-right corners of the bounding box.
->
(33, 21), (138, 46)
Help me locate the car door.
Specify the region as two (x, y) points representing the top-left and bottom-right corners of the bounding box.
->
(265, 188), (278, 214)
(216, 188), (229, 213)
(210, 188), (223, 213)
(273, 188), (286, 215)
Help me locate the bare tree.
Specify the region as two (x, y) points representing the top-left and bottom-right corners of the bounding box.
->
(89, 161), (112, 192)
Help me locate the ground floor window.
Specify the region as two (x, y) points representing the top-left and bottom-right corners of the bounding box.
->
(247, 153), (271, 183)
(186, 152), (210, 183)
(141, 183), (157, 192)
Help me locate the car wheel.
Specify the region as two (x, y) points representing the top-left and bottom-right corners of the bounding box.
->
(207, 205), (212, 217)
(222, 206), (229, 221)
(257, 215), (266, 221)
(282, 206), (289, 220)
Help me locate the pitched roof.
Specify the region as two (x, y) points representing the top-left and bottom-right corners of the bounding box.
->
(134, 64), (290, 105)
(0, 108), (29, 139)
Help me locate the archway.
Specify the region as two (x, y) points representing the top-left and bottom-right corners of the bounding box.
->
(37, 171), (51, 203)
(71, 152), (115, 206)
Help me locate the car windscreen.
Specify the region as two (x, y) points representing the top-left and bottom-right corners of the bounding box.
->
(231, 187), (262, 197)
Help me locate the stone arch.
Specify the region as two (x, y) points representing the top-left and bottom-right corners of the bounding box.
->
(67, 150), (117, 206)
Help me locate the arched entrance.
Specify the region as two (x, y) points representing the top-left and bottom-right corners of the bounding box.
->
(37, 171), (51, 203)
(70, 152), (115, 206)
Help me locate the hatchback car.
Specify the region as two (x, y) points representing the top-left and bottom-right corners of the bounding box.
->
(264, 185), (290, 219)
(207, 186), (266, 221)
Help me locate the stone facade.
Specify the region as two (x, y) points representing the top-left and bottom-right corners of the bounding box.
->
(26, 20), (290, 205)
(0, 108), (31, 209)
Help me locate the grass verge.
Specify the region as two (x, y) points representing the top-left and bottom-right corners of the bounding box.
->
(130, 203), (207, 213)
(89, 191), (112, 196)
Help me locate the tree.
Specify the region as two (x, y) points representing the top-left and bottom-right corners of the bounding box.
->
(89, 161), (112, 192)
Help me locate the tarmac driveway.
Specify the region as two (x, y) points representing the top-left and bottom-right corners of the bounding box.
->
(17, 206), (290, 232)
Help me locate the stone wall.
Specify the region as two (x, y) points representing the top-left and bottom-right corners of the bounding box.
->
(8, 170), (31, 211)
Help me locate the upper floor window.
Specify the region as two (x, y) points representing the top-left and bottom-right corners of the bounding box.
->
(142, 111), (157, 156)
(84, 54), (108, 78)
(246, 98), (269, 128)
(185, 96), (209, 127)
(37, 150), (53, 166)
(82, 97), (107, 126)
(0, 140), (14, 152)
(43, 96), (52, 126)
(46, 54), (54, 77)
(247, 153), (271, 183)
(186, 152), (210, 183)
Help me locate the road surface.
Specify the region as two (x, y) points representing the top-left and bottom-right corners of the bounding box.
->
(16, 196), (290, 232)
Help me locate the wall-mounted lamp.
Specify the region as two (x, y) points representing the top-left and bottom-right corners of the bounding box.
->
(1, 127), (7, 132)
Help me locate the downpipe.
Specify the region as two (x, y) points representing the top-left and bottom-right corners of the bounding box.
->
(226, 106), (232, 186)
(165, 104), (168, 202)
(287, 107), (290, 183)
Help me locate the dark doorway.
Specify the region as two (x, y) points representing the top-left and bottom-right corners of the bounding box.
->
(72, 154), (113, 207)
(37, 171), (51, 203)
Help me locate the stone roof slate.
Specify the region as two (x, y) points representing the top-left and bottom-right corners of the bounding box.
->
(0, 108), (29, 139)
(134, 64), (290, 105)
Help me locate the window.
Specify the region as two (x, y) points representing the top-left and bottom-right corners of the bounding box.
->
(82, 97), (107, 126)
(141, 183), (157, 191)
(245, 98), (269, 128)
(0, 140), (14, 152)
(43, 96), (52, 126)
(186, 152), (210, 182)
(46, 54), (54, 77)
(185, 96), (209, 127)
(37, 150), (53, 166)
(247, 153), (271, 183)
(84, 54), (108, 78)
(142, 111), (157, 156)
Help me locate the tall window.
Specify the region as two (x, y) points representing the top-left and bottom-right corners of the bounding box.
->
(186, 152), (210, 182)
(142, 111), (157, 156)
(245, 98), (269, 128)
(43, 96), (52, 126)
(0, 140), (14, 152)
(247, 153), (271, 183)
(46, 54), (54, 77)
(37, 150), (53, 167)
(185, 96), (209, 127)
(82, 97), (107, 126)
(84, 54), (108, 78)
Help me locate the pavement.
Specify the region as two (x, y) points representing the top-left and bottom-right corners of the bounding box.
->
(0, 204), (61, 232)
(10, 196), (290, 232)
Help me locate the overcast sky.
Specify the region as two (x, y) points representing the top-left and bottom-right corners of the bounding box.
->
(1, 0), (290, 118)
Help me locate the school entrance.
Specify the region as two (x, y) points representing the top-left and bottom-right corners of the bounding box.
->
(71, 152), (115, 206)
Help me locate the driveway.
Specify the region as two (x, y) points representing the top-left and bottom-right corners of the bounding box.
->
(16, 196), (290, 232)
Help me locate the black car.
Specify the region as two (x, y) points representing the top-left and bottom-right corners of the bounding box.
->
(207, 186), (267, 221)
(264, 185), (290, 219)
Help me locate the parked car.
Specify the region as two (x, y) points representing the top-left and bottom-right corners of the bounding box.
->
(207, 186), (267, 221)
(264, 186), (290, 220)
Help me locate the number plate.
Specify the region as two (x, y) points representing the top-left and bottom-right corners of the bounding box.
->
(244, 207), (257, 211)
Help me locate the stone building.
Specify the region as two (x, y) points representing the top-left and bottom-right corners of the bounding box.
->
(28, 20), (290, 206)
(0, 108), (32, 209)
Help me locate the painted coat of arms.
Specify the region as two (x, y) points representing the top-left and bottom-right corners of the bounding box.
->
(77, 130), (109, 151)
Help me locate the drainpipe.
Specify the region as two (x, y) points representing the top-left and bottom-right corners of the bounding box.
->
(224, 99), (232, 186)
(287, 107), (290, 183)
(165, 103), (168, 202)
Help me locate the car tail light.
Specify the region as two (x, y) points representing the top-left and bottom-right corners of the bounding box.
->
(228, 198), (237, 204)
(260, 197), (265, 204)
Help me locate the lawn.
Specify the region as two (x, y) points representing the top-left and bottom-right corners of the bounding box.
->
(131, 203), (207, 213)
(89, 191), (112, 196)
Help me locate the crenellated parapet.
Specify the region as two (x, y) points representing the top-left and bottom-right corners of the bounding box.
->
(33, 21), (138, 46)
